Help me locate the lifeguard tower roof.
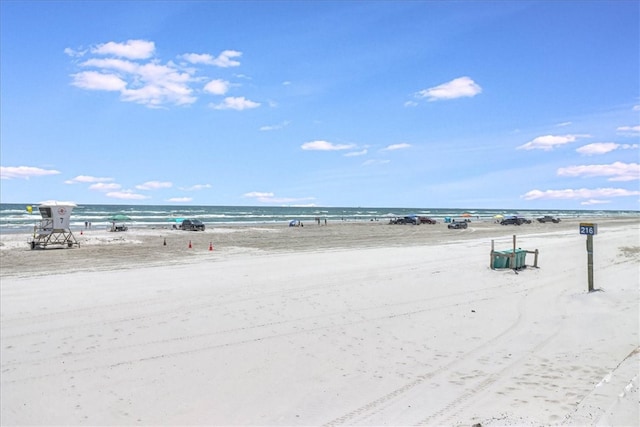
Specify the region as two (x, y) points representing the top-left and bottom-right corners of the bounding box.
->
(38, 200), (77, 207)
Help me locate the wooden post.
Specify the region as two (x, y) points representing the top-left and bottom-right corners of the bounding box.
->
(490, 240), (495, 269)
(512, 235), (516, 269)
(587, 235), (594, 292)
(533, 249), (539, 268)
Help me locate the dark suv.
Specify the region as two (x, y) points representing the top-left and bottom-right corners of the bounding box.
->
(500, 216), (531, 225)
(537, 215), (561, 223)
(180, 219), (205, 231)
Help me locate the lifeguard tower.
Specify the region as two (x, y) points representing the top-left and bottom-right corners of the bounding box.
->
(29, 201), (79, 249)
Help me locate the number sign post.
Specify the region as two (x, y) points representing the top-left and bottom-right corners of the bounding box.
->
(580, 223), (598, 292)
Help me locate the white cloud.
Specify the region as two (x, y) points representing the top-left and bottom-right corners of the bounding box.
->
(517, 134), (589, 151)
(1, 166), (61, 180)
(633, 105), (640, 111)
(259, 121), (291, 131)
(64, 47), (87, 57)
(244, 191), (274, 198)
(211, 97), (260, 110)
(81, 58), (139, 73)
(522, 187), (640, 200)
(244, 191), (315, 204)
(344, 149), (368, 157)
(65, 175), (114, 184)
(404, 100), (418, 107)
(616, 125), (640, 135)
(203, 79), (230, 95)
(68, 41), (249, 108)
(166, 197), (193, 203)
(555, 121), (572, 127)
(557, 162), (639, 182)
(181, 184), (212, 191)
(106, 191), (150, 200)
(71, 71), (127, 91)
(301, 140), (356, 151)
(576, 142), (639, 155)
(382, 143), (411, 151)
(92, 40), (155, 59)
(181, 50), (242, 67)
(135, 181), (173, 190)
(89, 182), (121, 191)
(581, 199), (611, 206)
(416, 76), (482, 101)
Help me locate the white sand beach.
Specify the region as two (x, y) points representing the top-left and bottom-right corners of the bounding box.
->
(1, 217), (638, 426)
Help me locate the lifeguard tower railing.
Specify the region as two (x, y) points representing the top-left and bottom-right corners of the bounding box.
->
(30, 204), (79, 249)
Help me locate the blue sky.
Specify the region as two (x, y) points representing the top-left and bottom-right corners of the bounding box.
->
(1, 1), (638, 210)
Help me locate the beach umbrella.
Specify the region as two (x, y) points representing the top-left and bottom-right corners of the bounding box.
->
(493, 214), (504, 219)
(108, 214), (131, 221)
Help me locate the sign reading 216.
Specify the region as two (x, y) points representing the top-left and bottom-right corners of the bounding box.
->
(579, 223), (598, 235)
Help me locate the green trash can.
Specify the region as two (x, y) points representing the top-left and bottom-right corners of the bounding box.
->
(504, 249), (526, 269)
(493, 250), (510, 268)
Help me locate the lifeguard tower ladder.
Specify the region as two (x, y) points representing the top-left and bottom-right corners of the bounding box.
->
(29, 201), (79, 249)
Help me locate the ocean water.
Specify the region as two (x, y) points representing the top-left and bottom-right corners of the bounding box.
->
(0, 203), (637, 233)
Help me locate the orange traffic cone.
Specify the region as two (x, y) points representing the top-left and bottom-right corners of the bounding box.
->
(209, 242), (213, 251)
(188, 240), (192, 249)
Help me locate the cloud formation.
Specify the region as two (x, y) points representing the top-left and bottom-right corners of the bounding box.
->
(181, 184), (212, 191)
(301, 140), (356, 151)
(522, 187), (640, 200)
(64, 175), (114, 184)
(416, 77), (482, 101)
(1, 166), (61, 180)
(67, 40), (257, 109)
(182, 50), (242, 67)
(616, 125), (640, 134)
(89, 182), (121, 191)
(517, 134), (589, 151)
(166, 197), (193, 203)
(576, 142), (639, 155)
(92, 39), (155, 59)
(557, 162), (639, 182)
(382, 143), (411, 151)
(211, 97), (260, 111)
(243, 191), (315, 204)
(105, 190), (150, 200)
(135, 181), (173, 190)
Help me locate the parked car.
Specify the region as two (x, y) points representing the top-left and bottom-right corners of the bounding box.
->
(389, 216), (419, 225)
(180, 219), (205, 231)
(418, 216), (437, 224)
(500, 216), (531, 225)
(448, 221), (468, 229)
(537, 215), (561, 223)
